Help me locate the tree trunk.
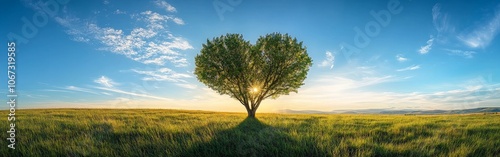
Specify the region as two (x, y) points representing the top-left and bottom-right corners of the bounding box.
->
(247, 109), (256, 118)
(244, 101), (262, 118)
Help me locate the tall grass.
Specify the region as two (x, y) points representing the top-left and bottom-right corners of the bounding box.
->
(1, 109), (499, 156)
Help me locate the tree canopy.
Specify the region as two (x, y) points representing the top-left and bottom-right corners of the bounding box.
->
(195, 33), (312, 117)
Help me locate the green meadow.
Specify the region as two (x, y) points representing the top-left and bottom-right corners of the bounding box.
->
(1, 109), (499, 156)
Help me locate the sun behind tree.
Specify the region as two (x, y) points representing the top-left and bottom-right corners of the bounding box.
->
(195, 33), (313, 118)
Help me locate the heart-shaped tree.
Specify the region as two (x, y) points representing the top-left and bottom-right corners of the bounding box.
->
(195, 33), (312, 118)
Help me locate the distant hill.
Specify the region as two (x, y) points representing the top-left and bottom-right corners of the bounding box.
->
(277, 107), (500, 114)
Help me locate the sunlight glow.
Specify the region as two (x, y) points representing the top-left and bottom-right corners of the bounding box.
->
(252, 87), (259, 93)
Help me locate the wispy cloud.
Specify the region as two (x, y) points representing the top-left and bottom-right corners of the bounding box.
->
(65, 86), (99, 95)
(154, 0), (177, 13)
(175, 83), (197, 89)
(91, 76), (172, 100)
(113, 9), (126, 15)
(132, 68), (192, 82)
(43, 76), (171, 101)
(397, 65), (420, 72)
(458, 9), (500, 48)
(310, 67), (400, 93)
(94, 76), (118, 88)
(267, 73), (500, 111)
(319, 51), (335, 69)
(263, 72), (410, 110)
(41, 89), (74, 93)
(432, 4), (452, 33)
(138, 10), (185, 27)
(95, 86), (171, 101)
(444, 49), (476, 58)
(431, 3), (500, 49)
(395, 54), (407, 62)
(132, 68), (197, 89)
(418, 36), (434, 54)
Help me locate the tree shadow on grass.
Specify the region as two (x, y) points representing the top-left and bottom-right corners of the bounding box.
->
(179, 117), (328, 157)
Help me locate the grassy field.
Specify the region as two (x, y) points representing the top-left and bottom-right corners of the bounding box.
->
(1, 109), (499, 156)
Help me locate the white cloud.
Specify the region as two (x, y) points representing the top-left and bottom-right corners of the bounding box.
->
(94, 76), (118, 87)
(132, 68), (192, 82)
(301, 67), (400, 94)
(29, 3), (195, 96)
(432, 4), (451, 33)
(73, 36), (90, 42)
(319, 51), (335, 69)
(395, 54), (407, 62)
(418, 36), (434, 54)
(175, 83), (197, 89)
(55, 10), (192, 67)
(95, 86), (171, 101)
(139, 10), (184, 29)
(132, 68), (197, 89)
(54, 16), (93, 42)
(431, 3), (499, 49)
(113, 9), (126, 15)
(41, 89), (74, 93)
(458, 10), (500, 48)
(154, 0), (177, 12)
(266, 72), (500, 111)
(54, 16), (74, 28)
(397, 65), (420, 72)
(65, 86), (99, 95)
(263, 73), (410, 111)
(172, 17), (185, 25)
(43, 78), (173, 103)
(444, 49), (476, 58)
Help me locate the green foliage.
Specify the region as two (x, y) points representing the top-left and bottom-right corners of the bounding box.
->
(1, 109), (499, 156)
(195, 33), (313, 117)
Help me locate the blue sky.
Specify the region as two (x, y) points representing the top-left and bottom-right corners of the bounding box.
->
(1, 0), (499, 112)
